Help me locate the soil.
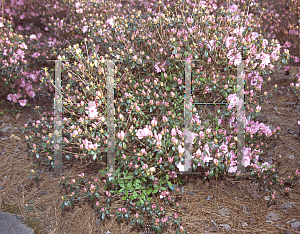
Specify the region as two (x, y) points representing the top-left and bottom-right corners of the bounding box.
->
(1, 1), (300, 234)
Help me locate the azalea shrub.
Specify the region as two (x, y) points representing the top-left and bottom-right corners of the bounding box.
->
(0, 0), (120, 107)
(0, 18), (40, 106)
(252, 0), (300, 64)
(22, 0), (300, 233)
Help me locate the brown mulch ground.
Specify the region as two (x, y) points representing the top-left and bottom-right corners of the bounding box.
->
(1, 1), (300, 234)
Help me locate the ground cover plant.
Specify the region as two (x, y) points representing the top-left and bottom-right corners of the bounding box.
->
(1, 0), (300, 233)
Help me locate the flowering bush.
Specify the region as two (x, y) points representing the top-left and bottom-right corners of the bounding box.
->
(0, 18), (40, 106)
(0, 0), (120, 106)
(22, 0), (300, 233)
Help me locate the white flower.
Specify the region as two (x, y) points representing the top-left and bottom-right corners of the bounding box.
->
(149, 167), (156, 173)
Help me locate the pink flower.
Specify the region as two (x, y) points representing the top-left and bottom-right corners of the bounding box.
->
(87, 106), (98, 119)
(174, 213), (178, 219)
(106, 17), (115, 27)
(142, 163), (148, 170)
(176, 161), (185, 171)
(184, 129), (198, 144)
(162, 116), (168, 123)
(271, 192), (276, 200)
(168, 156), (175, 164)
(136, 127), (152, 139)
(75, 2), (81, 8)
(158, 157), (162, 164)
(18, 25), (24, 31)
(82, 26), (88, 33)
(178, 145), (184, 155)
(228, 166), (237, 173)
(19, 99), (27, 107)
(20, 13), (25, 20)
(285, 187), (290, 192)
(233, 52), (242, 66)
(76, 8), (83, 14)
(7, 94), (13, 102)
(16, 49), (25, 59)
(171, 137), (178, 145)
(117, 131), (126, 141)
(153, 177), (159, 186)
(154, 133), (162, 142)
(29, 34), (37, 40)
(187, 17), (193, 24)
(32, 52), (40, 58)
(228, 4), (238, 12)
(255, 105), (261, 112)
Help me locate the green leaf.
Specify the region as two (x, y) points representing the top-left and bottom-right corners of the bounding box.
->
(130, 220), (136, 225)
(133, 191), (137, 199)
(61, 201), (64, 210)
(204, 50), (208, 59)
(107, 197), (111, 205)
(208, 170), (214, 179)
(95, 192), (101, 199)
(123, 142), (127, 150)
(122, 196), (127, 200)
(174, 219), (180, 227)
(153, 188), (159, 194)
(35, 174), (39, 183)
(124, 213), (129, 220)
(146, 188), (153, 195)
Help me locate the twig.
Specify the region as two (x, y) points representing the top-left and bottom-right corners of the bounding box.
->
(0, 168), (11, 177)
